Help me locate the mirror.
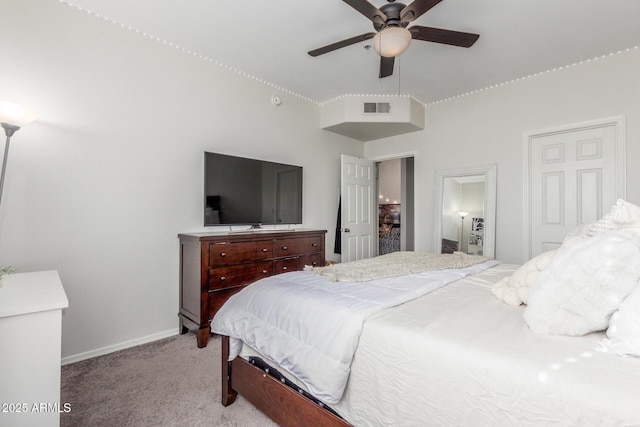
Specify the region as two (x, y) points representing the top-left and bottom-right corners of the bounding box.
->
(442, 176), (485, 255)
(433, 164), (497, 258)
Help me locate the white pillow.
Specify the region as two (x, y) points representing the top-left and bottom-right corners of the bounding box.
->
(524, 231), (640, 336)
(587, 199), (640, 236)
(491, 249), (556, 306)
(601, 284), (640, 357)
(491, 227), (586, 307)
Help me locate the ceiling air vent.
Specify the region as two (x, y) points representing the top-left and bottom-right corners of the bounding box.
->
(363, 102), (377, 113)
(364, 102), (391, 114)
(363, 102), (392, 114)
(376, 102), (391, 113)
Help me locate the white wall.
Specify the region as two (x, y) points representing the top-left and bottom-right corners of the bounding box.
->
(365, 47), (640, 263)
(0, 0), (362, 360)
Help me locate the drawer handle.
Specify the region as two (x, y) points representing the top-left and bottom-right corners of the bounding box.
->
(262, 248), (268, 252)
(282, 246), (288, 250)
(311, 243), (318, 247)
(220, 276), (226, 281)
(282, 266), (288, 271)
(262, 270), (268, 274)
(220, 252), (226, 257)
(312, 261), (318, 265)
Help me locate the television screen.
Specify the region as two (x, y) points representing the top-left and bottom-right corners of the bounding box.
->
(204, 152), (303, 226)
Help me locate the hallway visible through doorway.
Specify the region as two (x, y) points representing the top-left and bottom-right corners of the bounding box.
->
(377, 157), (414, 255)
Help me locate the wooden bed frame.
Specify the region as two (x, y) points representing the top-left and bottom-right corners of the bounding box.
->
(221, 335), (351, 427)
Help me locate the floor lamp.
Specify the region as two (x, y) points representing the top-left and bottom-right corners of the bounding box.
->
(0, 101), (37, 210)
(457, 211), (468, 252)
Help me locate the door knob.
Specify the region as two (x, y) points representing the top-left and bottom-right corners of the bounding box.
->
(344, 228), (351, 233)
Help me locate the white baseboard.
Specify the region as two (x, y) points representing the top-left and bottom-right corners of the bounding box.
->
(61, 328), (180, 365)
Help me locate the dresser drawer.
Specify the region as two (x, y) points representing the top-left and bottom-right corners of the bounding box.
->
(275, 257), (303, 274)
(208, 287), (245, 320)
(208, 241), (273, 266)
(274, 236), (323, 257)
(209, 261), (273, 290)
(303, 253), (323, 268)
(274, 253), (324, 274)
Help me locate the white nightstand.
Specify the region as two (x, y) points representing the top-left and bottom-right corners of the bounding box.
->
(0, 271), (69, 427)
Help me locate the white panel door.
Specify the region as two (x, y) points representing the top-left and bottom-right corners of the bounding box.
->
(527, 120), (624, 258)
(341, 154), (376, 263)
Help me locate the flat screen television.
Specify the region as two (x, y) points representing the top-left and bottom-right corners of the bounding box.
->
(204, 151), (303, 226)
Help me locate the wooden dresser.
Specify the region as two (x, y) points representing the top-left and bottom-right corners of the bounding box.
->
(178, 229), (326, 348)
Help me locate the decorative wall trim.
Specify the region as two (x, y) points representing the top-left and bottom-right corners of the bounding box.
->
(427, 47), (639, 106)
(58, 1), (639, 107)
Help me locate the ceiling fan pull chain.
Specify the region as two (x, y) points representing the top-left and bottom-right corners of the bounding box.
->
(397, 56), (401, 95)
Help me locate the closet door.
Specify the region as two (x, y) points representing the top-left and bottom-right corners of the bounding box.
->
(524, 117), (626, 259)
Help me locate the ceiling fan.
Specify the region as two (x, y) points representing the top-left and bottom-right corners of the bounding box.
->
(308, 0), (479, 78)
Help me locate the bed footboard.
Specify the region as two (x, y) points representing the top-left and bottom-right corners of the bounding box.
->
(220, 335), (351, 427)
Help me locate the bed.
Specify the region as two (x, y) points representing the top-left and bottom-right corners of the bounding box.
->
(212, 244), (640, 426)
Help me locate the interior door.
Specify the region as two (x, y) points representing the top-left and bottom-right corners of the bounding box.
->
(341, 154), (376, 263)
(527, 120), (624, 258)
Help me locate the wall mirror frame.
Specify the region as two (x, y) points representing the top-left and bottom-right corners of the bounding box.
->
(433, 164), (497, 258)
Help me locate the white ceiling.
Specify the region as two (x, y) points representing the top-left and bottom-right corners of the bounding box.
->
(63, 0), (640, 105)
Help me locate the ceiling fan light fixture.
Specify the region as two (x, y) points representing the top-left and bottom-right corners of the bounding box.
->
(372, 26), (412, 57)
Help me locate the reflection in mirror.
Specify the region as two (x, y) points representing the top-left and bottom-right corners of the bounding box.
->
(442, 176), (485, 254)
(434, 164), (497, 258)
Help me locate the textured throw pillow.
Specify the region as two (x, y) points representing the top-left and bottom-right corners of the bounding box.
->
(601, 285), (640, 357)
(587, 199), (640, 236)
(491, 250), (556, 306)
(491, 226), (588, 307)
(524, 231), (640, 336)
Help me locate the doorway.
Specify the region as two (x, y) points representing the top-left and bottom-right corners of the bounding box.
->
(340, 154), (415, 263)
(376, 157), (415, 255)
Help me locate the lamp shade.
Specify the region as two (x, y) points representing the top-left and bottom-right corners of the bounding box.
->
(372, 27), (412, 57)
(458, 211), (469, 218)
(0, 101), (38, 128)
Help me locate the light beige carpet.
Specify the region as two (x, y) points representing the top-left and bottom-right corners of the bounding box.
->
(61, 333), (277, 427)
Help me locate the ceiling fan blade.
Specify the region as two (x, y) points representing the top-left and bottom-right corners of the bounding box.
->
(400, 0), (442, 23)
(343, 0), (387, 26)
(409, 26), (479, 47)
(308, 32), (376, 57)
(379, 56), (395, 78)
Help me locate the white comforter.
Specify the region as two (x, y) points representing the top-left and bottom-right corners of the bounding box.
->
(210, 259), (499, 404)
(332, 264), (640, 426)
